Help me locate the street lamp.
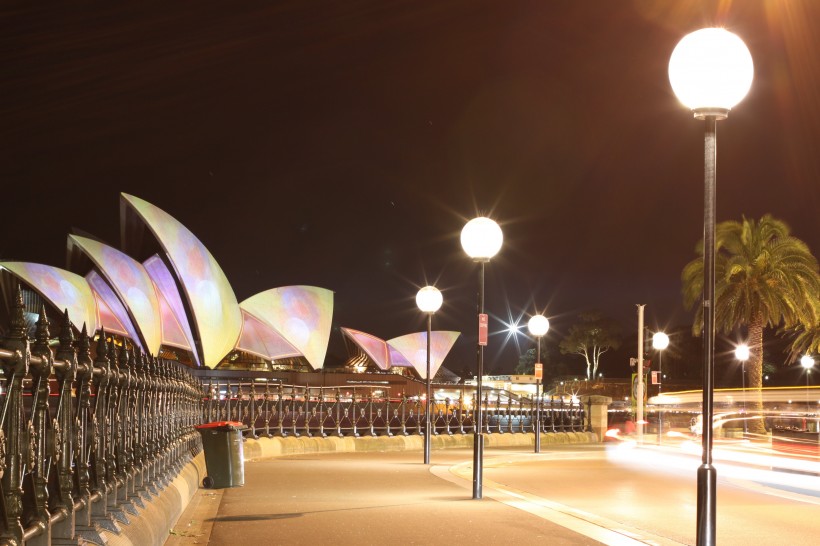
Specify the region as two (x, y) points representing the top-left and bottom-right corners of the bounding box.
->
(461, 216), (502, 500)
(652, 332), (669, 442)
(527, 314), (550, 453)
(801, 355), (815, 413)
(735, 344), (750, 434)
(416, 285), (443, 465)
(669, 27), (753, 546)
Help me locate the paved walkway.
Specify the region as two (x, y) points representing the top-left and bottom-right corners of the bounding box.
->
(165, 444), (653, 546)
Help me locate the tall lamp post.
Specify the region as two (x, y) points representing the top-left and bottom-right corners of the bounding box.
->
(669, 27), (753, 546)
(801, 355), (815, 413)
(652, 331), (669, 442)
(735, 344), (750, 434)
(461, 216), (503, 500)
(416, 285), (443, 465)
(528, 314), (550, 453)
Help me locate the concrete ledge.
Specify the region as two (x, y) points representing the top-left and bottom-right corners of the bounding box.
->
(97, 453), (205, 546)
(244, 431), (599, 461)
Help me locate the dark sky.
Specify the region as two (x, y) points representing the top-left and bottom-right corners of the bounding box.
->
(2, 1), (819, 374)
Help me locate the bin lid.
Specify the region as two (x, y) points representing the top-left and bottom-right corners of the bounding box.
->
(196, 421), (246, 430)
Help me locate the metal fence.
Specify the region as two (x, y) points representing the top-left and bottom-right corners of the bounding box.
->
(0, 285), (590, 545)
(200, 380), (590, 439)
(0, 290), (201, 545)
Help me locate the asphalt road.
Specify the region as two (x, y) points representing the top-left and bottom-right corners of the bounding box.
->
(466, 444), (820, 545)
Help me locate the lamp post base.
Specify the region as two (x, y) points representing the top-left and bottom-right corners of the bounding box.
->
(696, 463), (716, 546)
(472, 433), (484, 499)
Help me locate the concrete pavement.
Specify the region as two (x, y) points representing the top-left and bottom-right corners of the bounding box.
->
(164, 433), (656, 545)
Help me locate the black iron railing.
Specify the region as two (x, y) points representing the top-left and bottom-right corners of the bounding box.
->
(0, 289), (201, 545)
(199, 379), (589, 438)
(0, 284), (591, 545)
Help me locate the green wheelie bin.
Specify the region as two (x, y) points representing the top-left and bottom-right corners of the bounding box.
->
(195, 421), (246, 488)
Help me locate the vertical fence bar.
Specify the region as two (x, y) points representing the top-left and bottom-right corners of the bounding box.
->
(1, 288), (31, 544)
(48, 314), (77, 541)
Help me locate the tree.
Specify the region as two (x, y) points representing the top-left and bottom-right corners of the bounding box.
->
(782, 320), (820, 362)
(516, 345), (550, 375)
(559, 311), (622, 380)
(682, 214), (820, 434)
(516, 346), (571, 385)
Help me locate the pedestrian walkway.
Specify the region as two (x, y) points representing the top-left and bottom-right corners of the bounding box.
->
(165, 443), (671, 546)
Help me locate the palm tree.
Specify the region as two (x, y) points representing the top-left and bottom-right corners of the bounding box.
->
(783, 321), (820, 362)
(682, 215), (820, 435)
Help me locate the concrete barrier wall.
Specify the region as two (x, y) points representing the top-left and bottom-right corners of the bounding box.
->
(108, 453), (205, 546)
(243, 431), (599, 461)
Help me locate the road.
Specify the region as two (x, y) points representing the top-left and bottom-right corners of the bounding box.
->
(443, 442), (820, 545)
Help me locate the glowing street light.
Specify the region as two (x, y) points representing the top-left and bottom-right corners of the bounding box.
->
(652, 332), (670, 442)
(416, 286), (443, 465)
(801, 355), (815, 411)
(669, 27), (753, 546)
(461, 216), (502, 500)
(735, 344), (750, 433)
(527, 314), (549, 453)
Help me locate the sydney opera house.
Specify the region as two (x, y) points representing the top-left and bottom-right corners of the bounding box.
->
(0, 194), (459, 383)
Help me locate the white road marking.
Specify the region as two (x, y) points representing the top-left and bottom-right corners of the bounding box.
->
(430, 453), (687, 546)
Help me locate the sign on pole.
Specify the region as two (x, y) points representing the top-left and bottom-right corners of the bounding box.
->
(478, 313), (488, 346)
(651, 371), (660, 385)
(534, 362), (543, 379)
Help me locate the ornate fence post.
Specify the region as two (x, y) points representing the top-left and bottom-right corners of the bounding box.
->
(205, 380), (214, 424)
(249, 382), (259, 439)
(263, 383), (272, 438)
(400, 393), (408, 436)
(87, 333), (112, 534)
(414, 395), (423, 436)
(559, 396), (566, 432)
(69, 327), (94, 534)
(302, 386), (311, 438)
(277, 384), (285, 437)
(485, 392), (492, 434)
(318, 387), (326, 438)
(25, 308), (54, 545)
(335, 390), (343, 438)
(226, 381), (233, 423)
(384, 391), (392, 437)
(458, 387), (466, 434)
(0, 287), (31, 544)
(104, 337), (121, 512)
(132, 350), (147, 494)
(367, 390), (376, 437)
(46, 311), (79, 541)
(116, 343), (133, 507)
(143, 355), (157, 493)
(506, 396), (513, 433)
(161, 360), (173, 479)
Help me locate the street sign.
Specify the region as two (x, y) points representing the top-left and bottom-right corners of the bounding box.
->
(478, 313), (488, 346)
(534, 362), (543, 379)
(651, 371), (660, 385)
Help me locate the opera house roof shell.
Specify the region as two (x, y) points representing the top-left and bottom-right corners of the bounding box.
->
(340, 327), (459, 379)
(0, 193), (333, 369)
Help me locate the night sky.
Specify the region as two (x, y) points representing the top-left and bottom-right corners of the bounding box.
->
(2, 1), (819, 375)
